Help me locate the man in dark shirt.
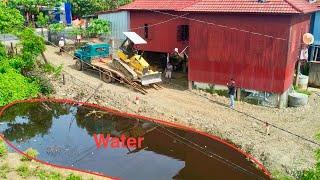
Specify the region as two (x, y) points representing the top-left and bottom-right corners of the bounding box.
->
(227, 79), (236, 109)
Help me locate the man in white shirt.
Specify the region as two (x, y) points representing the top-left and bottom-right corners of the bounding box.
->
(58, 37), (65, 55)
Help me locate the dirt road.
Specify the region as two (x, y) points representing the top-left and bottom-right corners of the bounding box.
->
(44, 45), (320, 177)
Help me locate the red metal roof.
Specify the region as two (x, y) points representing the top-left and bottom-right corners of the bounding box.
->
(120, 0), (319, 14)
(120, 0), (197, 11)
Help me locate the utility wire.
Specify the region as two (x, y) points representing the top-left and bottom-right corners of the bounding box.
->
(129, 13), (190, 30)
(147, 10), (287, 41)
(153, 123), (267, 179)
(42, 45), (269, 178)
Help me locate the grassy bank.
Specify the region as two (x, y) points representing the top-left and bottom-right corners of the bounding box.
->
(0, 139), (108, 180)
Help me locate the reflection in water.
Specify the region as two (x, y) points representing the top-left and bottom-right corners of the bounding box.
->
(0, 102), (269, 180)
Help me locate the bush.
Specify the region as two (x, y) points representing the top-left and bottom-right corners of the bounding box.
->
(49, 23), (65, 33)
(86, 19), (111, 38)
(0, 69), (40, 106)
(16, 164), (31, 178)
(34, 169), (62, 180)
(43, 63), (63, 77)
(66, 173), (82, 180)
(0, 140), (7, 157)
(0, 163), (10, 179)
(21, 148), (39, 161)
(36, 76), (54, 95)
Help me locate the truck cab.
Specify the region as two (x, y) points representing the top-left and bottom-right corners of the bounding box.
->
(74, 43), (110, 63)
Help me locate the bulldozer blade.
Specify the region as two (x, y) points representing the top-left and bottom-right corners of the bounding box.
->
(141, 72), (162, 86)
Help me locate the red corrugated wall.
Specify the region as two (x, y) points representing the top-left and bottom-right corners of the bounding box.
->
(129, 11), (311, 94)
(188, 13), (309, 93)
(284, 15), (311, 92)
(130, 11), (189, 53)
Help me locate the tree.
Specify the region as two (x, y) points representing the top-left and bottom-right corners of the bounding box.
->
(86, 19), (110, 38)
(0, 5), (24, 34)
(19, 28), (46, 69)
(49, 23), (65, 33)
(8, 0), (63, 26)
(36, 12), (49, 36)
(70, 0), (132, 18)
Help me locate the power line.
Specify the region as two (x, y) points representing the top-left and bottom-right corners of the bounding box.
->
(129, 13), (190, 31)
(41, 45), (270, 178)
(183, 85), (320, 147)
(153, 124), (268, 179)
(147, 10), (287, 41)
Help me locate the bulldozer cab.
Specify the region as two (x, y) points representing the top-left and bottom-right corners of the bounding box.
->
(119, 32), (147, 60)
(117, 32), (162, 86)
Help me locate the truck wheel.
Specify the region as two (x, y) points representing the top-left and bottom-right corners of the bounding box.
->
(75, 60), (83, 71)
(102, 72), (113, 83)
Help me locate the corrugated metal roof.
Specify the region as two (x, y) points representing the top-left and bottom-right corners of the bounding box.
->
(120, 0), (319, 14)
(119, 0), (197, 10)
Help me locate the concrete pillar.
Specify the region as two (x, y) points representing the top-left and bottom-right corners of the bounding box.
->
(188, 81), (193, 90)
(278, 89), (289, 108)
(236, 88), (241, 101)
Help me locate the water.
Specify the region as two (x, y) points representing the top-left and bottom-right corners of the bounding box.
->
(0, 102), (269, 180)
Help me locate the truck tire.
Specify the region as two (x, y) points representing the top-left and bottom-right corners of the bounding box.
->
(75, 60), (83, 71)
(102, 72), (113, 83)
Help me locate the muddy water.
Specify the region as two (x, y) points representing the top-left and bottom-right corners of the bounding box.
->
(0, 102), (269, 180)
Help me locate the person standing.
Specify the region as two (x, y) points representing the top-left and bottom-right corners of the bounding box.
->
(227, 79), (236, 109)
(58, 37), (65, 55)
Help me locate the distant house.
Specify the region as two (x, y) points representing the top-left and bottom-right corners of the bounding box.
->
(99, 0), (319, 107)
(310, 2), (320, 61)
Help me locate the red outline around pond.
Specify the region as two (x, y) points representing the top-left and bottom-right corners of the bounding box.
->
(0, 98), (271, 179)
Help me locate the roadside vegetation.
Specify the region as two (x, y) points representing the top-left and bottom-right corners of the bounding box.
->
(0, 139), (105, 180)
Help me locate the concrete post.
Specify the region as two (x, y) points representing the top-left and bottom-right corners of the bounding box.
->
(188, 81), (193, 90)
(278, 89), (289, 108)
(236, 88), (241, 101)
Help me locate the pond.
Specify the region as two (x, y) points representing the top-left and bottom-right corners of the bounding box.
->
(0, 100), (270, 180)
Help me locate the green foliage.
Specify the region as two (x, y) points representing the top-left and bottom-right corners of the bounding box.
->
(17, 164), (31, 178)
(0, 163), (10, 179)
(293, 85), (312, 96)
(21, 148), (39, 161)
(34, 169), (63, 180)
(86, 19), (111, 37)
(0, 43), (6, 58)
(49, 23), (65, 33)
(34, 76), (55, 95)
(0, 69), (40, 106)
(0, 140), (8, 157)
(70, 27), (84, 36)
(36, 12), (49, 28)
(272, 170), (295, 180)
(0, 5), (24, 34)
(66, 173), (82, 180)
(43, 63), (63, 76)
(71, 0), (132, 17)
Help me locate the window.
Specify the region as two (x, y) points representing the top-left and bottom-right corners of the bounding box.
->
(177, 25), (189, 41)
(144, 24), (149, 39)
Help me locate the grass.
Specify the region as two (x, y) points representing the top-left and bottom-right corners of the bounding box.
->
(0, 164), (10, 179)
(293, 85), (312, 96)
(16, 164), (31, 178)
(21, 148), (39, 161)
(200, 86), (229, 98)
(34, 168), (63, 180)
(43, 63), (63, 77)
(0, 140), (8, 157)
(66, 173), (82, 180)
(272, 170), (295, 180)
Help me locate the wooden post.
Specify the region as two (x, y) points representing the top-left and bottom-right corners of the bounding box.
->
(295, 60), (301, 86)
(236, 88), (241, 101)
(314, 47), (319, 61)
(62, 74), (66, 85)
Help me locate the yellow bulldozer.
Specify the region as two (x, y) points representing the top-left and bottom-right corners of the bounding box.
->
(115, 32), (162, 86)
